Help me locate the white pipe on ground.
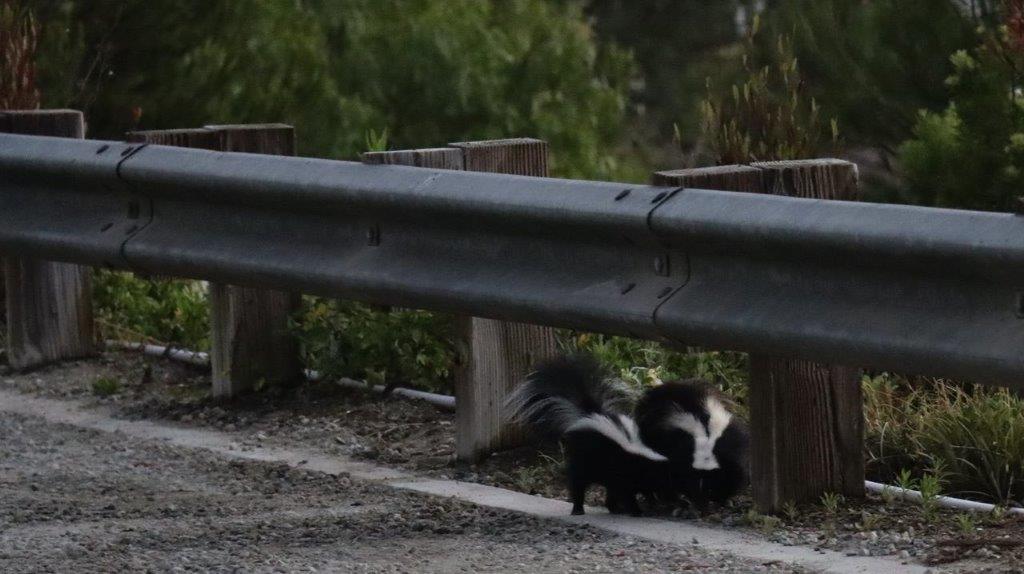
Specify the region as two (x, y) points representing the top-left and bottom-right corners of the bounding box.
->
(864, 480), (1023, 516)
(330, 377), (456, 411)
(105, 340), (210, 368)
(108, 340), (455, 411)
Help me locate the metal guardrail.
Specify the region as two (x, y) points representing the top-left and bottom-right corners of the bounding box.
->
(3, 132), (1024, 384)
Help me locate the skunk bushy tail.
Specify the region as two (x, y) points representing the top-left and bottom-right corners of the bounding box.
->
(503, 354), (635, 440)
(506, 354), (673, 516)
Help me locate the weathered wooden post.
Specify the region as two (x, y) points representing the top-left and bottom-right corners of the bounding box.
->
(1, 110), (95, 370)
(654, 159), (864, 512)
(363, 138), (559, 461)
(126, 124), (303, 396)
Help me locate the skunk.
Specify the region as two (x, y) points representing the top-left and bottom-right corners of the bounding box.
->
(504, 355), (678, 516)
(635, 379), (749, 510)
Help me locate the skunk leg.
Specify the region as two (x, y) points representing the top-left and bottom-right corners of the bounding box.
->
(605, 490), (623, 514)
(622, 492), (642, 517)
(569, 475), (587, 516)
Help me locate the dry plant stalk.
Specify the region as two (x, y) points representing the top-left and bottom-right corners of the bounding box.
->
(0, 0), (41, 109)
(697, 15), (837, 165)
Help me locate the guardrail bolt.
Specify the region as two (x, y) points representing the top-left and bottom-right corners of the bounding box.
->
(653, 255), (669, 276)
(366, 224), (381, 246)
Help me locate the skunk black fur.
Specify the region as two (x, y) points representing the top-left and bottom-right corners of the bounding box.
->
(504, 355), (678, 516)
(635, 380), (749, 510)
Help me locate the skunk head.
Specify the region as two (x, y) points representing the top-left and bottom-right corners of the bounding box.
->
(636, 380), (749, 505)
(663, 396), (733, 470)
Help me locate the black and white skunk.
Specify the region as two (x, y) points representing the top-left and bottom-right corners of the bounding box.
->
(504, 355), (679, 516)
(635, 380), (749, 510)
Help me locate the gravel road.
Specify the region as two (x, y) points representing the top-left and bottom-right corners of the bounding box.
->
(0, 409), (803, 573)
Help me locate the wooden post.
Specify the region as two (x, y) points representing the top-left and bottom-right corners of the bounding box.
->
(363, 138), (559, 461)
(126, 124), (303, 396)
(654, 159), (864, 512)
(1, 110), (94, 370)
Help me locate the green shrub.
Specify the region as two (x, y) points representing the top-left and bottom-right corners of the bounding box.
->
(291, 298), (456, 392)
(92, 270), (209, 349)
(559, 332), (749, 405)
(33, 0), (640, 180)
(897, 20), (1024, 211)
(91, 376), (120, 396)
(758, 0), (977, 150)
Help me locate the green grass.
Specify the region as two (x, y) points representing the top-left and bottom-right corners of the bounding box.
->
(865, 373), (1024, 506)
(91, 376), (121, 397)
(744, 508), (782, 535)
(955, 512), (976, 535)
(364, 127), (388, 152)
(820, 492), (844, 516)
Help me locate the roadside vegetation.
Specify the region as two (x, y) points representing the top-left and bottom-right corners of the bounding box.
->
(2, 0), (1023, 510)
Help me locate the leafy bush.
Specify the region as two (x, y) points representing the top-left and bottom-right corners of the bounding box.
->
(759, 0), (978, 150)
(897, 20), (1024, 211)
(92, 270), (209, 349)
(292, 298), (456, 392)
(560, 332), (749, 405)
(91, 376), (120, 396)
(864, 373), (1024, 506)
(32, 0), (639, 179)
(582, 1), (744, 158)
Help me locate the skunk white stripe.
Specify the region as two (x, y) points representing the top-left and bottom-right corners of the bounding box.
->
(503, 393), (583, 434)
(664, 397), (733, 471)
(567, 414), (668, 461)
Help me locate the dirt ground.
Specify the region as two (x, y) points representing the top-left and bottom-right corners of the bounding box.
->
(0, 355), (807, 573)
(0, 410), (810, 574)
(2, 352), (1023, 572)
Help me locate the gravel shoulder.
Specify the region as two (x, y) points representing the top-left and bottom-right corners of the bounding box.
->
(0, 408), (799, 573)
(2, 352), (1022, 572)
